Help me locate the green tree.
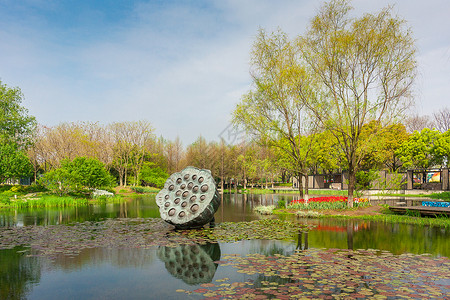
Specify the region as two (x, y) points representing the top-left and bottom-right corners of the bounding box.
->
(396, 128), (441, 169)
(0, 142), (33, 183)
(0, 81), (36, 145)
(233, 29), (316, 198)
(39, 157), (113, 195)
(299, 0), (417, 207)
(433, 129), (450, 168)
(308, 130), (342, 174)
(378, 124), (410, 171)
(139, 162), (169, 188)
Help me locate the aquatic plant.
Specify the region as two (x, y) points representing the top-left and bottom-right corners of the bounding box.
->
(178, 249), (450, 299)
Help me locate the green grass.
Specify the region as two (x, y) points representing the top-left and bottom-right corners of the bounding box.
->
(371, 193), (428, 198)
(0, 183), (125, 209)
(130, 186), (160, 194)
(429, 191), (450, 201)
(1, 195), (87, 209)
(307, 190), (348, 196)
(326, 213), (450, 228)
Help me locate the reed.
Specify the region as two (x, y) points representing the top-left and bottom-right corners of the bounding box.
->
(1, 194), (124, 209)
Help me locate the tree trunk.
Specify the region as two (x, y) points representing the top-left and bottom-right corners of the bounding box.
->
(304, 173), (309, 205)
(118, 170), (124, 186)
(347, 164), (356, 208)
(297, 175), (304, 198)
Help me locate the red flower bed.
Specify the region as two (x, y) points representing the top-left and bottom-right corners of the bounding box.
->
(291, 196), (347, 204)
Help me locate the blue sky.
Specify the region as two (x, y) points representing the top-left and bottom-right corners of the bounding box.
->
(1, 0), (449, 145)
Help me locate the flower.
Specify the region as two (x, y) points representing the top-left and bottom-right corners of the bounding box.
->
(291, 196), (347, 204)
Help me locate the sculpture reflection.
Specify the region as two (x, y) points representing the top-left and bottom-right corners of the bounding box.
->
(157, 242), (221, 285)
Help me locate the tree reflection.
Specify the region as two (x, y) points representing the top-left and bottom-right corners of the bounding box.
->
(297, 231), (309, 251)
(0, 247), (42, 300)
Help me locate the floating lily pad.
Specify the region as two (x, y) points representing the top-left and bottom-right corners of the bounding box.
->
(185, 248), (450, 299)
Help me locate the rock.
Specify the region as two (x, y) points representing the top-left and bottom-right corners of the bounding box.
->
(92, 189), (114, 197)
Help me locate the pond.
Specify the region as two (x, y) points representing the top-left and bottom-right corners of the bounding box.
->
(1, 193), (449, 299)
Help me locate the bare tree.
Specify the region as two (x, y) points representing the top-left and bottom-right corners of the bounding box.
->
(432, 107), (450, 133)
(109, 121), (154, 186)
(165, 136), (184, 174)
(404, 114), (433, 133)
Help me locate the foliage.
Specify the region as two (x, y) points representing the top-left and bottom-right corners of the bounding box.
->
(378, 124), (410, 171)
(39, 157), (114, 196)
(299, 0), (416, 207)
(0, 142), (33, 182)
(355, 169), (378, 192)
(375, 171), (406, 191)
(395, 128), (441, 169)
(232, 28), (316, 198)
(0, 81), (36, 145)
(433, 129), (450, 167)
(138, 162), (168, 188)
(277, 199), (286, 209)
(307, 130), (342, 174)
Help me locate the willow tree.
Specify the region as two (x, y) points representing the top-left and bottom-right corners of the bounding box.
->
(233, 29), (317, 199)
(299, 0), (417, 207)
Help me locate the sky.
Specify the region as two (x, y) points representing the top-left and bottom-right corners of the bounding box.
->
(1, 0), (449, 146)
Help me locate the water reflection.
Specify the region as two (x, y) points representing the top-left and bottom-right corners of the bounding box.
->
(1, 193), (449, 258)
(0, 247), (42, 300)
(157, 242), (220, 285)
(297, 231), (309, 251)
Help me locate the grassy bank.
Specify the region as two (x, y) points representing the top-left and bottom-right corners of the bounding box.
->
(0, 194), (124, 209)
(271, 204), (450, 228)
(0, 184), (128, 209)
(326, 213), (450, 228)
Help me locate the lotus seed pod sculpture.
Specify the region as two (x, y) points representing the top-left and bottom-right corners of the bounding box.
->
(156, 166), (220, 229)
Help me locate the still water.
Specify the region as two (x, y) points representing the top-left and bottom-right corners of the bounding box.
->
(1, 194), (449, 299)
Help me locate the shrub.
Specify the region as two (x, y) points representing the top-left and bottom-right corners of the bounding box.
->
(39, 157), (114, 196)
(277, 199), (286, 209)
(10, 185), (24, 193)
